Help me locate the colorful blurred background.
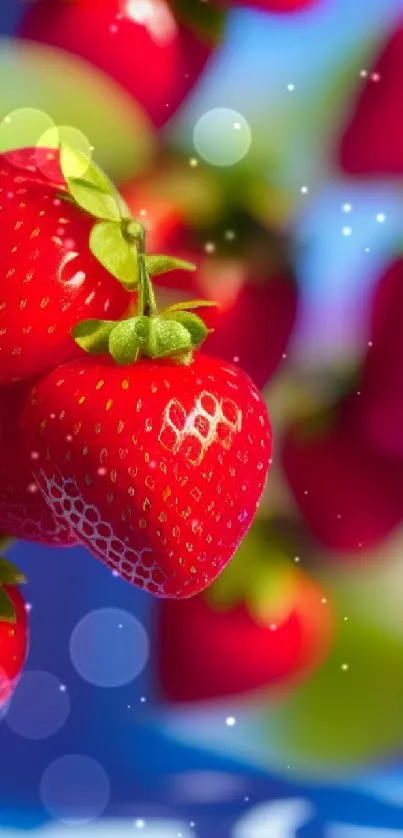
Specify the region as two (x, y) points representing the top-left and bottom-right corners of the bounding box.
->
(2, 0), (403, 834)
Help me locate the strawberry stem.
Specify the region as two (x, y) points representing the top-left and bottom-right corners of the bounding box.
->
(122, 220), (158, 319)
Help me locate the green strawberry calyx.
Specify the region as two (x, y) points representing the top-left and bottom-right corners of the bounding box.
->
(0, 544), (26, 624)
(59, 144), (219, 365)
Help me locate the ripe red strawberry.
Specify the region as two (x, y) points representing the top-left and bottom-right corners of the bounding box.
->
(343, 259), (403, 460)
(0, 559), (28, 709)
(19, 0), (220, 129)
(122, 185), (298, 390)
(281, 407), (403, 552)
(22, 354), (272, 598)
(157, 522), (333, 702)
(0, 381), (77, 545)
(339, 23), (403, 175)
(0, 147), (131, 385)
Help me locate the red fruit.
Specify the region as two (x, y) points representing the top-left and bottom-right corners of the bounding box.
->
(0, 147), (130, 384)
(339, 24), (403, 175)
(0, 381), (77, 545)
(343, 259), (403, 460)
(158, 525), (333, 702)
(22, 354), (272, 598)
(0, 582), (28, 709)
(19, 0), (217, 129)
(122, 188), (298, 389)
(281, 409), (403, 552)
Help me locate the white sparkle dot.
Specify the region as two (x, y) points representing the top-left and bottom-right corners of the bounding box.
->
(360, 69), (368, 77)
(205, 242), (215, 254)
(371, 72), (381, 82)
(321, 598), (328, 604)
(287, 84), (295, 91)
(225, 229), (236, 240)
(294, 556), (300, 563)
(189, 157), (199, 167)
(233, 121), (242, 130)
(110, 24), (118, 33)
(341, 663), (349, 671)
(376, 213), (386, 223)
(342, 226), (352, 236)
(270, 623), (277, 631)
(135, 820), (145, 829)
(25, 603), (32, 612)
(368, 341), (373, 347)
(365, 247), (370, 252)
(226, 716), (236, 726)
(342, 203), (352, 212)
(140, 696), (147, 703)
(344, 617), (348, 621)
(301, 185), (308, 194)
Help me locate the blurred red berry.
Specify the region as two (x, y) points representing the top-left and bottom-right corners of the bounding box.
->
(157, 525), (333, 702)
(281, 408), (403, 552)
(0, 581), (28, 709)
(339, 24), (403, 175)
(19, 0), (217, 129)
(344, 259), (403, 460)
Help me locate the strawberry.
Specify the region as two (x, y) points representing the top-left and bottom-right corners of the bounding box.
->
(22, 353), (272, 598)
(0, 146), (133, 384)
(343, 259), (403, 460)
(339, 23), (403, 175)
(122, 183), (298, 390)
(157, 521), (333, 702)
(0, 553), (28, 709)
(19, 0), (222, 129)
(281, 406), (403, 552)
(0, 380), (77, 545)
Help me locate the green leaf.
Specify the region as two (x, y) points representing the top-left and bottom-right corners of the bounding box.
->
(164, 299), (218, 313)
(72, 319), (116, 354)
(147, 317), (192, 359)
(144, 254), (196, 276)
(168, 310), (209, 347)
(108, 317), (149, 365)
(0, 587), (16, 623)
(89, 221), (138, 289)
(60, 144), (121, 221)
(0, 558), (26, 586)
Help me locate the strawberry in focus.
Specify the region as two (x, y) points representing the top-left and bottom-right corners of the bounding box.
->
(0, 556), (28, 709)
(0, 147), (131, 385)
(158, 521), (333, 701)
(19, 0), (221, 129)
(0, 381), (77, 545)
(22, 354), (272, 598)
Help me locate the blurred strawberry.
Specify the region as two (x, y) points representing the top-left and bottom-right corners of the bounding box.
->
(122, 183), (298, 389)
(343, 259), (403, 460)
(281, 406), (403, 552)
(19, 0), (223, 129)
(157, 521), (333, 702)
(339, 24), (403, 175)
(0, 556), (28, 709)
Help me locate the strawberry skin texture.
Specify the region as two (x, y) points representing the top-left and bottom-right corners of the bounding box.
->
(157, 567), (333, 701)
(0, 147), (130, 384)
(0, 381), (77, 545)
(22, 355), (272, 598)
(0, 586), (28, 708)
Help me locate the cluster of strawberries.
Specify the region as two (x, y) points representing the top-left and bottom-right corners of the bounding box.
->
(0, 143), (273, 704)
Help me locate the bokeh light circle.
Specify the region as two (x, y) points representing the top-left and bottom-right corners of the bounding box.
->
(0, 107), (55, 156)
(40, 754), (110, 824)
(36, 125), (93, 177)
(70, 607), (149, 687)
(4, 670), (70, 740)
(193, 109), (252, 167)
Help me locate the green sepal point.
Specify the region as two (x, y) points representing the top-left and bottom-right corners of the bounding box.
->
(0, 557), (26, 587)
(167, 310), (209, 347)
(164, 299), (218, 313)
(89, 221), (138, 289)
(144, 254), (196, 277)
(60, 144), (121, 222)
(0, 582), (21, 624)
(72, 319), (117, 355)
